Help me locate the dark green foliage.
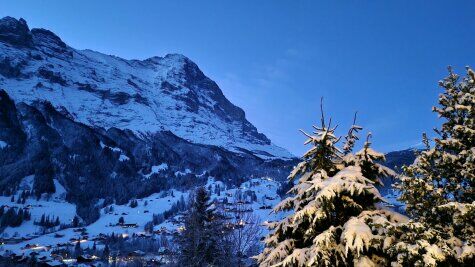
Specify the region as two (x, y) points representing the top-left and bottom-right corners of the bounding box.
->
(144, 221), (154, 233)
(151, 195), (187, 225)
(129, 199), (138, 208)
(0, 206), (30, 227)
(72, 215), (80, 228)
(76, 203), (100, 224)
(33, 147), (56, 198)
(34, 213), (60, 228)
(102, 244), (110, 260)
(74, 240), (82, 257)
(175, 187), (230, 266)
(277, 180), (293, 198)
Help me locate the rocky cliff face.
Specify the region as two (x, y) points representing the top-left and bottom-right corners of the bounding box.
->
(0, 90), (296, 221)
(0, 16), (296, 220)
(0, 16), (292, 160)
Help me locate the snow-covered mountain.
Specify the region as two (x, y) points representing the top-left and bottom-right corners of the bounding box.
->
(0, 16), (298, 224)
(0, 16), (291, 159)
(0, 16), (420, 266)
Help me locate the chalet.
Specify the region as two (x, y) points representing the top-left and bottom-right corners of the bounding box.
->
(128, 250), (146, 257)
(50, 254), (64, 261)
(121, 223), (138, 228)
(2, 238), (24, 244)
(91, 236), (107, 242)
(45, 260), (64, 266)
(136, 232), (152, 238)
(28, 251), (39, 257)
(16, 256), (29, 263)
(77, 255), (94, 263)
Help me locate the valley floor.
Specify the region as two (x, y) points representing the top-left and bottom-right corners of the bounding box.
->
(0, 176), (285, 266)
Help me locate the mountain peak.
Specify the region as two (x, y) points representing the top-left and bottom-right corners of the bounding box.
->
(164, 53), (189, 61)
(0, 17), (293, 159)
(31, 28), (67, 48)
(0, 16), (32, 47)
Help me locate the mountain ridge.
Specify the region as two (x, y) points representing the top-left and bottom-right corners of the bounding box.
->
(0, 16), (292, 159)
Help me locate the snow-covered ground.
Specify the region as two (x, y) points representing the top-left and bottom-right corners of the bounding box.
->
(143, 164), (169, 179)
(0, 176), (286, 264)
(0, 176), (76, 239)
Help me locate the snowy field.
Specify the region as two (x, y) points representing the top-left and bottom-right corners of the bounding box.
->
(0, 176), (285, 264)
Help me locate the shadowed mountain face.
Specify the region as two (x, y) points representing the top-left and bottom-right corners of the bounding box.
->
(0, 16), (292, 160)
(0, 16), (297, 220)
(384, 149), (417, 172)
(378, 149), (417, 197)
(0, 90), (297, 221)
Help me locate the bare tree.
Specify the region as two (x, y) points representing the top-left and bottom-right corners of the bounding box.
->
(225, 201), (263, 267)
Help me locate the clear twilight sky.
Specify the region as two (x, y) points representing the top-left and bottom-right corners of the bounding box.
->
(1, 1), (474, 156)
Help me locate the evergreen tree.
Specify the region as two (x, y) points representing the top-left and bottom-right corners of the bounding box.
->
(33, 151), (56, 199)
(102, 244), (110, 260)
(257, 106), (404, 266)
(129, 199), (138, 208)
(40, 214), (45, 225)
(72, 215), (80, 227)
(144, 221), (154, 233)
(175, 187), (230, 266)
(394, 67), (475, 266)
(74, 240), (82, 257)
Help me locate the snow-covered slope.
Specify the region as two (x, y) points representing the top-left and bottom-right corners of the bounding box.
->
(0, 16), (292, 159)
(0, 177), (286, 265)
(0, 89), (297, 221)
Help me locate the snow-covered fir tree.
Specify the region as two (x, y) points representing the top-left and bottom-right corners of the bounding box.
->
(393, 67), (475, 266)
(257, 108), (406, 267)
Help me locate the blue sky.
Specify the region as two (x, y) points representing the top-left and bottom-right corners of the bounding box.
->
(1, 1), (474, 155)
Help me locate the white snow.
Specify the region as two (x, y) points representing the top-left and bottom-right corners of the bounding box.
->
(0, 176), (287, 262)
(0, 177), (77, 239)
(144, 163), (169, 178)
(118, 154), (130, 161)
(341, 217), (373, 257)
(0, 140), (7, 149)
(174, 168), (192, 176)
(0, 41), (294, 160)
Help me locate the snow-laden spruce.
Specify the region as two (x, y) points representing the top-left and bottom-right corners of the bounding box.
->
(257, 110), (407, 266)
(393, 67), (475, 266)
